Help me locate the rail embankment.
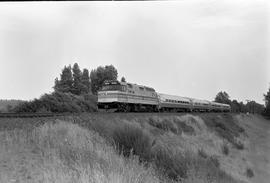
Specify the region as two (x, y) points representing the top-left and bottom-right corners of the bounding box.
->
(0, 113), (268, 183)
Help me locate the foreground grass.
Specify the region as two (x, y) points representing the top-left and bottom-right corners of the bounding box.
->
(0, 113), (245, 183)
(0, 120), (159, 183)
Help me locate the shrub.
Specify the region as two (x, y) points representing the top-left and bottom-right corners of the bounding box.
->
(198, 148), (208, 159)
(152, 147), (188, 180)
(13, 92), (97, 113)
(112, 122), (152, 162)
(152, 147), (229, 182)
(221, 143), (229, 155)
(174, 119), (195, 135)
(0, 120), (161, 183)
(246, 168), (254, 178)
(160, 119), (178, 134)
(148, 117), (178, 134)
(209, 155), (220, 168)
(183, 152), (236, 183)
(235, 140), (244, 150)
(201, 114), (245, 147)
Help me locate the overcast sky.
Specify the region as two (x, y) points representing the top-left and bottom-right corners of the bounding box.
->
(0, 0), (269, 104)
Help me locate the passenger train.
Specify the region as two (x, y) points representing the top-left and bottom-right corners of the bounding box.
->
(97, 80), (231, 112)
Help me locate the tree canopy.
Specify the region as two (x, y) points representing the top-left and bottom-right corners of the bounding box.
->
(54, 63), (91, 95)
(90, 65), (118, 94)
(264, 85), (270, 116)
(214, 91), (264, 114)
(121, 76), (126, 82)
(54, 65), (73, 93)
(214, 91), (231, 104)
(82, 69), (91, 94)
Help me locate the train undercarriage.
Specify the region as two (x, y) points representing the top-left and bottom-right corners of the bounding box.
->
(98, 102), (229, 113)
(98, 102), (159, 112)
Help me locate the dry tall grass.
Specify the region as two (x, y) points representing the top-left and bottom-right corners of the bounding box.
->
(0, 113), (249, 183)
(0, 120), (159, 183)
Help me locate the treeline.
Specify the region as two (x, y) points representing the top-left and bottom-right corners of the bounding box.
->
(264, 87), (270, 117)
(13, 63), (121, 113)
(53, 63), (119, 95)
(214, 91), (265, 114)
(0, 99), (24, 113)
(13, 92), (96, 113)
(9, 62), (270, 116)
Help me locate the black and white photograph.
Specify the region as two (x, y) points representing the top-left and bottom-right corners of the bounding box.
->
(0, 1), (269, 183)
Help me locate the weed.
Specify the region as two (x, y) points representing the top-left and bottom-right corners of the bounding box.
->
(0, 121), (160, 183)
(173, 118), (195, 135)
(246, 168), (254, 178)
(152, 146), (188, 180)
(234, 140), (244, 150)
(148, 117), (178, 134)
(221, 143), (229, 155)
(112, 122), (152, 161)
(201, 114), (245, 148)
(209, 155), (220, 168)
(198, 148), (208, 159)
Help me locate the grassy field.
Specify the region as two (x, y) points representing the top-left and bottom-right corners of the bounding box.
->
(0, 113), (268, 183)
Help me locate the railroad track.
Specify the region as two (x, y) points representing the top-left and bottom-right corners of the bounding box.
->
(0, 111), (229, 118)
(0, 112), (67, 118)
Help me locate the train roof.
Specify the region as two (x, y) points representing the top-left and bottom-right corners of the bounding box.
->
(158, 93), (191, 102)
(191, 98), (211, 104)
(210, 101), (230, 107)
(103, 80), (156, 91)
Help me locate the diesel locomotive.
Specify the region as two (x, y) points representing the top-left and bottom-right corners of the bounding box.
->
(97, 80), (231, 112)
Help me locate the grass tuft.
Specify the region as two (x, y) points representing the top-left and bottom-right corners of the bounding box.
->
(246, 168), (254, 178)
(201, 114), (245, 149)
(148, 117), (178, 134)
(221, 142), (229, 155)
(112, 122), (152, 162)
(198, 148), (208, 159)
(173, 118), (195, 135)
(152, 146), (188, 180)
(0, 120), (160, 183)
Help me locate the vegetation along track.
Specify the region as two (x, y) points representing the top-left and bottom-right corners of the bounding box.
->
(0, 111), (229, 118)
(0, 112), (66, 118)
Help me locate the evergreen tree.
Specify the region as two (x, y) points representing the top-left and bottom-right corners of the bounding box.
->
(72, 63), (83, 95)
(264, 86), (270, 116)
(53, 77), (60, 92)
(121, 76), (126, 82)
(246, 100), (264, 114)
(82, 68), (91, 94)
(231, 100), (241, 113)
(90, 65), (118, 94)
(54, 65), (73, 93)
(214, 91), (231, 104)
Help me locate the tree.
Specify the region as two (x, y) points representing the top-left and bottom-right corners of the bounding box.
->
(54, 65), (73, 93)
(90, 65), (118, 94)
(214, 91), (231, 104)
(54, 63), (92, 95)
(121, 77), (126, 82)
(239, 102), (246, 113)
(81, 68), (91, 94)
(231, 100), (241, 113)
(246, 100), (264, 114)
(264, 86), (270, 116)
(54, 77), (61, 92)
(72, 63), (83, 95)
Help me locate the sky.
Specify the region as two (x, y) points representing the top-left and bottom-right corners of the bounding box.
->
(0, 0), (269, 104)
